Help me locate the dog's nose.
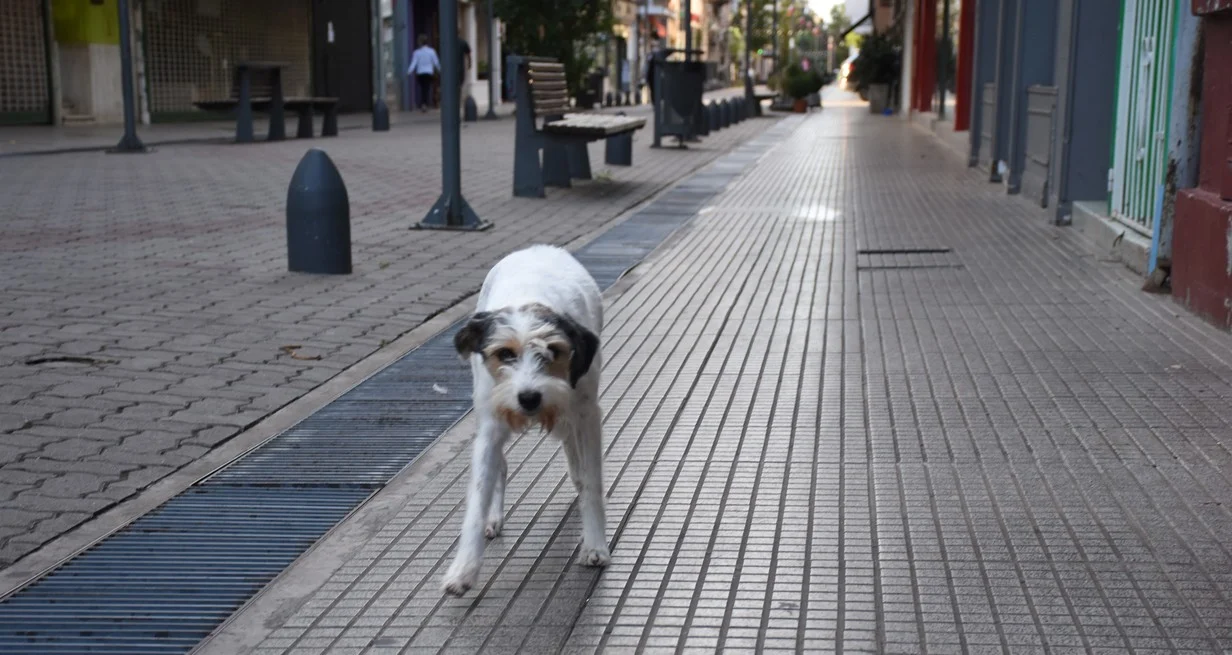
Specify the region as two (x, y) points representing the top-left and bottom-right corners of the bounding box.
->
(517, 391), (542, 412)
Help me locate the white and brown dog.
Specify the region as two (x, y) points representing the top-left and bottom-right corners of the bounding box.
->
(442, 245), (609, 596)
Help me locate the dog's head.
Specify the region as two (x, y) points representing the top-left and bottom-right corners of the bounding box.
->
(454, 303), (599, 433)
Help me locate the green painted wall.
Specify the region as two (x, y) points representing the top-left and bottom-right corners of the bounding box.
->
(52, 0), (120, 46)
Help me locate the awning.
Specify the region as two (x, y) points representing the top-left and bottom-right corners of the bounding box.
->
(840, 11), (871, 39)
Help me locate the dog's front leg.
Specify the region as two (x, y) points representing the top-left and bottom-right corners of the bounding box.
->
(443, 417), (507, 596)
(572, 407), (610, 567)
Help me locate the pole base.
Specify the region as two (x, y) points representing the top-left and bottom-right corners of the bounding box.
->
(372, 99), (390, 131)
(106, 133), (148, 154)
(414, 193), (492, 231)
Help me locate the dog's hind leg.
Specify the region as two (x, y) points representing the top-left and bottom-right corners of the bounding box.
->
(485, 450), (507, 539)
(443, 416), (508, 596)
(566, 405), (610, 567)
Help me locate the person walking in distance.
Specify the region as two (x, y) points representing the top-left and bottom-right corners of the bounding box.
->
(408, 34), (441, 111)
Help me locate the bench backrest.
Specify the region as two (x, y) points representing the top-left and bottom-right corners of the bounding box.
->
(231, 68), (279, 100)
(519, 58), (570, 123)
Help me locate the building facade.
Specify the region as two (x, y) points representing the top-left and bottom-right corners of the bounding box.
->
(900, 0), (1231, 329)
(1, 0), (502, 126)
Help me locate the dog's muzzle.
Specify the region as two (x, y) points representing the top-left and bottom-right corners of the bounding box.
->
(517, 391), (542, 413)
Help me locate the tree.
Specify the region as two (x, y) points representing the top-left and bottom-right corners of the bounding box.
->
(727, 25), (745, 64)
(825, 4), (852, 66)
(494, 0), (613, 96)
(733, 1), (773, 53)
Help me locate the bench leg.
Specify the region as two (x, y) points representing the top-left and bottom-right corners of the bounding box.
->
(296, 108), (314, 138)
(567, 141), (592, 180)
(322, 106), (338, 137)
(543, 142), (571, 188)
(605, 133), (633, 166)
(513, 137), (545, 198)
(236, 73), (254, 143)
(268, 74), (286, 141)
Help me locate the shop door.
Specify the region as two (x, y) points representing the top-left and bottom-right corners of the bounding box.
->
(313, 0), (372, 112)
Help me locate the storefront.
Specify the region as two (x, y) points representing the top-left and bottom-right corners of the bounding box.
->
(1, 0), (54, 125)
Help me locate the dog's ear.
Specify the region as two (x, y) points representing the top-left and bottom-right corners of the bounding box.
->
(454, 311), (494, 357)
(551, 314), (600, 387)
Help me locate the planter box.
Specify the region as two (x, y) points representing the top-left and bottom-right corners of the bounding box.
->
(868, 83), (889, 114)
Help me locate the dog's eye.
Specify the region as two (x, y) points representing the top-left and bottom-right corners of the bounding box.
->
(546, 344), (566, 359)
(495, 348), (517, 363)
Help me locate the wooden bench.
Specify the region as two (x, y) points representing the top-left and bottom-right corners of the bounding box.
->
(509, 55), (646, 198)
(193, 62), (340, 143)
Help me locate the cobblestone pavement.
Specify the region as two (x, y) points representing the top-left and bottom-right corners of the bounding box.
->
(0, 103), (774, 568)
(225, 99), (1232, 654)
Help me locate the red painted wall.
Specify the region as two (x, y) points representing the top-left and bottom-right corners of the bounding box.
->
(911, 0), (937, 112)
(1172, 10), (1232, 328)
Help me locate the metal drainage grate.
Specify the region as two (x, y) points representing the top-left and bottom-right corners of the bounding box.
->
(0, 121), (790, 655)
(856, 247), (963, 270)
(0, 487), (371, 655)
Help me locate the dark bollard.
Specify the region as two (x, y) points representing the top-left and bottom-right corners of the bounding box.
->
(464, 95), (479, 122)
(737, 98), (746, 121)
(605, 111), (633, 166)
(605, 92), (613, 107)
(708, 102), (720, 131)
(286, 149), (351, 274)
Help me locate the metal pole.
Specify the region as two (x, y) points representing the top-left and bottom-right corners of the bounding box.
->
(108, 0), (146, 153)
(394, 0), (409, 110)
(684, 0), (692, 60)
(771, 0), (777, 73)
(417, 0), (488, 230)
(372, 0), (390, 130)
(485, 0), (498, 118)
(639, 0), (648, 104)
(938, 0), (951, 119)
(743, 0), (754, 103)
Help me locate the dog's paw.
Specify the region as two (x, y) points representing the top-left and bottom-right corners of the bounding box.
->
(484, 518), (503, 539)
(578, 545), (611, 567)
(441, 560), (480, 596)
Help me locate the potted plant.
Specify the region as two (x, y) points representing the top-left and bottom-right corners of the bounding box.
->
(847, 32), (900, 114)
(782, 64), (823, 113)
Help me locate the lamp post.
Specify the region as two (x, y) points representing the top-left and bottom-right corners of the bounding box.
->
(485, 0), (499, 119)
(108, 0), (147, 154)
(684, 0), (692, 60)
(416, 0), (489, 230)
(771, 0), (778, 73)
(371, 0), (390, 131)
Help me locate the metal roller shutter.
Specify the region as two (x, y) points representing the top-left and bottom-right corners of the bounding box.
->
(0, 0), (51, 125)
(142, 0), (311, 119)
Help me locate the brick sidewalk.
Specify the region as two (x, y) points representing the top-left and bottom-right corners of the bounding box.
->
(0, 107), (775, 568)
(212, 99), (1232, 654)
